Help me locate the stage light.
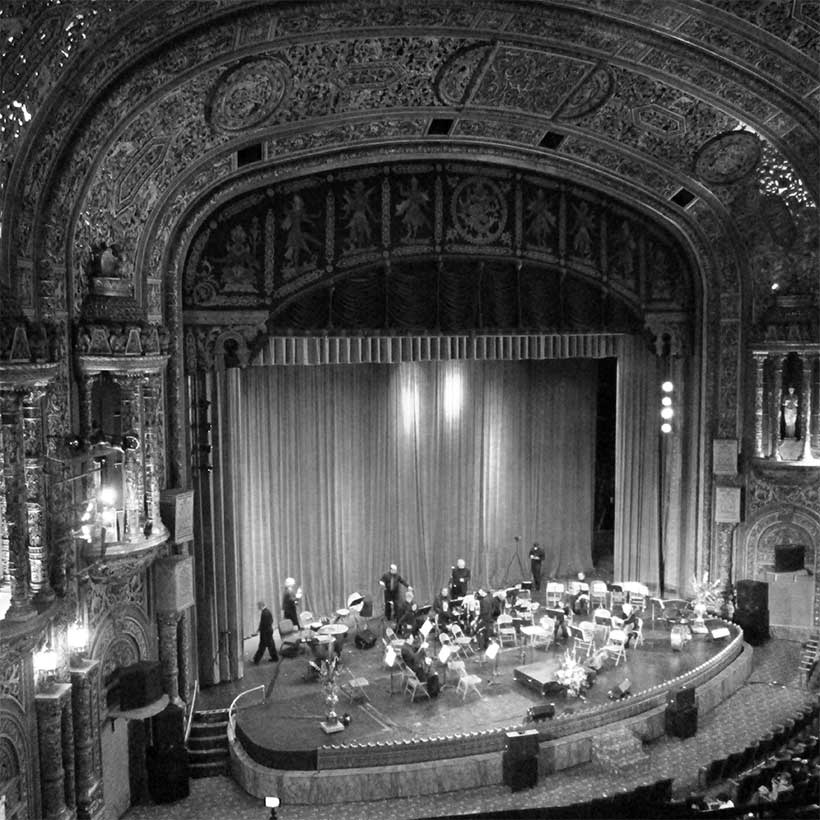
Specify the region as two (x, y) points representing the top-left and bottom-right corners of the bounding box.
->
(443, 371), (462, 419)
(661, 381), (674, 393)
(661, 422), (673, 434)
(98, 486), (117, 507)
(660, 407), (674, 420)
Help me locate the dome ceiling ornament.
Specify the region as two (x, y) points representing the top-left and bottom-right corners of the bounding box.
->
(694, 130), (763, 185)
(205, 56), (291, 133)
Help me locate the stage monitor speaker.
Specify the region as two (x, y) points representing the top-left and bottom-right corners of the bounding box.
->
(119, 661), (162, 711)
(505, 729), (539, 761)
(669, 686), (696, 710)
(151, 703), (185, 753)
(775, 544), (806, 574)
(666, 704), (697, 739)
(526, 703), (556, 722)
(608, 679), (631, 700)
(710, 626), (731, 640)
(146, 746), (189, 804)
(735, 579), (768, 612)
(733, 608), (769, 646)
(502, 751), (538, 791)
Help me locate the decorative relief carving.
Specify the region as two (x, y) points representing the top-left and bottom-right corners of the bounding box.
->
(435, 43), (493, 106)
(206, 57), (290, 133)
(556, 64), (615, 121)
(447, 175), (509, 246)
(694, 130), (762, 184)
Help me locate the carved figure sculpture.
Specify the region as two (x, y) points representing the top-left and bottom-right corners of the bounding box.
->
(782, 386), (798, 439)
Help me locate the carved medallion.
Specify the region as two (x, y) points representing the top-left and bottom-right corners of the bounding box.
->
(207, 57), (290, 132)
(449, 177), (508, 245)
(555, 64), (615, 121)
(694, 130), (761, 184)
(435, 43), (493, 106)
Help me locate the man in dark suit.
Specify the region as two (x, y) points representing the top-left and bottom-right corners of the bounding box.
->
(253, 600), (279, 663)
(529, 542), (546, 591)
(379, 563), (410, 621)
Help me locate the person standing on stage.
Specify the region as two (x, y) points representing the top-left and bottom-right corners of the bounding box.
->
(529, 542), (546, 591)
(432, 585), (452, 626)
(379, 562), (410, 621)
(281, 577), (302, 626)
(253, 600), (279, 664)
(450, 558), (471, 599)
(395, 588), (420, 638)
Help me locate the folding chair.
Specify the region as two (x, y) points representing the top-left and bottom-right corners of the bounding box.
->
(589, 580), (608, 609)
(403, 668), (431, 701)
(603, 628), (627, 666)
(339, 666), (370, 703)
(449, 623), (475, 656)
(455, 665), (482, 701)
(497, 613), (518, 647)
(572, 622), (595, 659)
(546, 582), (565, 608)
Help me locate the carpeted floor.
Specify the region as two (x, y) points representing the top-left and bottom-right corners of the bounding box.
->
(123, 637), (815, 820)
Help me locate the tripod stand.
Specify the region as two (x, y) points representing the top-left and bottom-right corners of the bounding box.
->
(500, 536), (529, 588)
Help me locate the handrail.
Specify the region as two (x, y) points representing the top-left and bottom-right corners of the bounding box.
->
(184, 678), (199, 744)
(227, 684), (266, 742)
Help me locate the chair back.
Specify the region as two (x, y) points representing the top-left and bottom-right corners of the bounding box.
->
(298, 611), (314, 630)
(279, 618), (296, 635)
(497, 613), (514, 626)
(448, 658), (466, 677)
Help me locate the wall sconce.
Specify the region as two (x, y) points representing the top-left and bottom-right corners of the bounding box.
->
(34, 644), (60, 690)
(660, 381), (674, 434)
(67, 622), (90, 662)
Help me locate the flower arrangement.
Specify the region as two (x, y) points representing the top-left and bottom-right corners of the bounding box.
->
(310, 655), (341, 724)
(554, 649), (588, 699)
(690, 572), (722, 613)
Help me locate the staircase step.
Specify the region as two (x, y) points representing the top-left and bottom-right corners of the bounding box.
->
(188, 747), (229, 763)
(193, 708), (230, 724)
(188, 721), (228, 739)
(188, 734), (229, 751)
(189, 760), (230, 779)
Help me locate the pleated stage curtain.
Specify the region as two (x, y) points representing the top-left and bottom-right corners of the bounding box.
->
(229, 359), (597, 633)
(614, 336), (662, 591)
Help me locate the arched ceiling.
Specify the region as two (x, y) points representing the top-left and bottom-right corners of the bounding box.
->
(0, 0), (817, 334)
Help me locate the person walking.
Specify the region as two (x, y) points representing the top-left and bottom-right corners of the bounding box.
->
(253, 600), (279, 664)
(529, 542), (546, 591)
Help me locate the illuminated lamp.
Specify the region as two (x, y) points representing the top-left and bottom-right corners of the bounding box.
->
(660, 407), (674, 420)
(661, 381), (674, 393)
(661, 422), (673, 434)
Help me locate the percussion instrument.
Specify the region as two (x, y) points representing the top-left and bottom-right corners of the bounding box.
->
(318, 623), (348, 655)
(670, 621), (691, 651)
(308, 633), (334, 660)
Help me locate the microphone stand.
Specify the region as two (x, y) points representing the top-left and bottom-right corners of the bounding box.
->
(500, 535), (528, 587)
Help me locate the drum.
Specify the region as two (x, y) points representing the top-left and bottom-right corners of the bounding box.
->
(308, 634), (333, 660)
(318, 623), (348, 655)
(670, 623), (688, 651)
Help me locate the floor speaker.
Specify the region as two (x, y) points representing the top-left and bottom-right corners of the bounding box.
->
(669, 686), (696, 710)
(666, 704), (697, 738)
(502, 751), (538, 791)
(526, 703), (556, 722)
(151, 703), (185, 753)
(119, 661), (162, 711)
(505, 729), (539, 761)
(733, 608), (769, 645)
(735, 580), (768, 612)
(146, 746), (189, 803)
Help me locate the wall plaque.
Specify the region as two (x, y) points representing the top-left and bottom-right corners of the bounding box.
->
(714, 486), (741, 523)
(713, 439), (737, 475)
(160, 488), (194, 542)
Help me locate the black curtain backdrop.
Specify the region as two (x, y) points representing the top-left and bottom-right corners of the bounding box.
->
(229, 358), (597, 633)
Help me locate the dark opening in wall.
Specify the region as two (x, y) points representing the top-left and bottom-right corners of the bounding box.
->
(237, 143), (263, 166)
(670, 187), (697, 208)
(427, 118), (454, 136)
(539, 131), (565, 150)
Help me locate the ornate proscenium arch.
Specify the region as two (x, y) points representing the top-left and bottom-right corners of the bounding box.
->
(181, 160), (697, 334)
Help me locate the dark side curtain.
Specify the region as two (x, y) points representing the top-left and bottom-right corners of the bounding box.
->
(229, 358), (597, 633)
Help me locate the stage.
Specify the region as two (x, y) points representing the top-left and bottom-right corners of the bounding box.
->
(210, 614), (750, 803)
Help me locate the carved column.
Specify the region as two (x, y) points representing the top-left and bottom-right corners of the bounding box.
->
(752, 353), (767, 458)
(156, 610), (182, 705)
(801, 356), (814, 461)
(770, 354), (785, 459)
(1, 389), (35, 619)
(141, 374), (164, 535)
(178, 606), (193, 703)
(23, 388), (54, 602)
(812, 355), (820, 455)
(70, 660), (104, 820)
(115, 373), (144, 542)
(35, 683), (75, 820)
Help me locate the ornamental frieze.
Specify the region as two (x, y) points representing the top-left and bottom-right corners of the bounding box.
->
(182, 162), (695, 322)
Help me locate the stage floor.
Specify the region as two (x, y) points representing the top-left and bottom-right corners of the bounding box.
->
(210, 619), (729, 769)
